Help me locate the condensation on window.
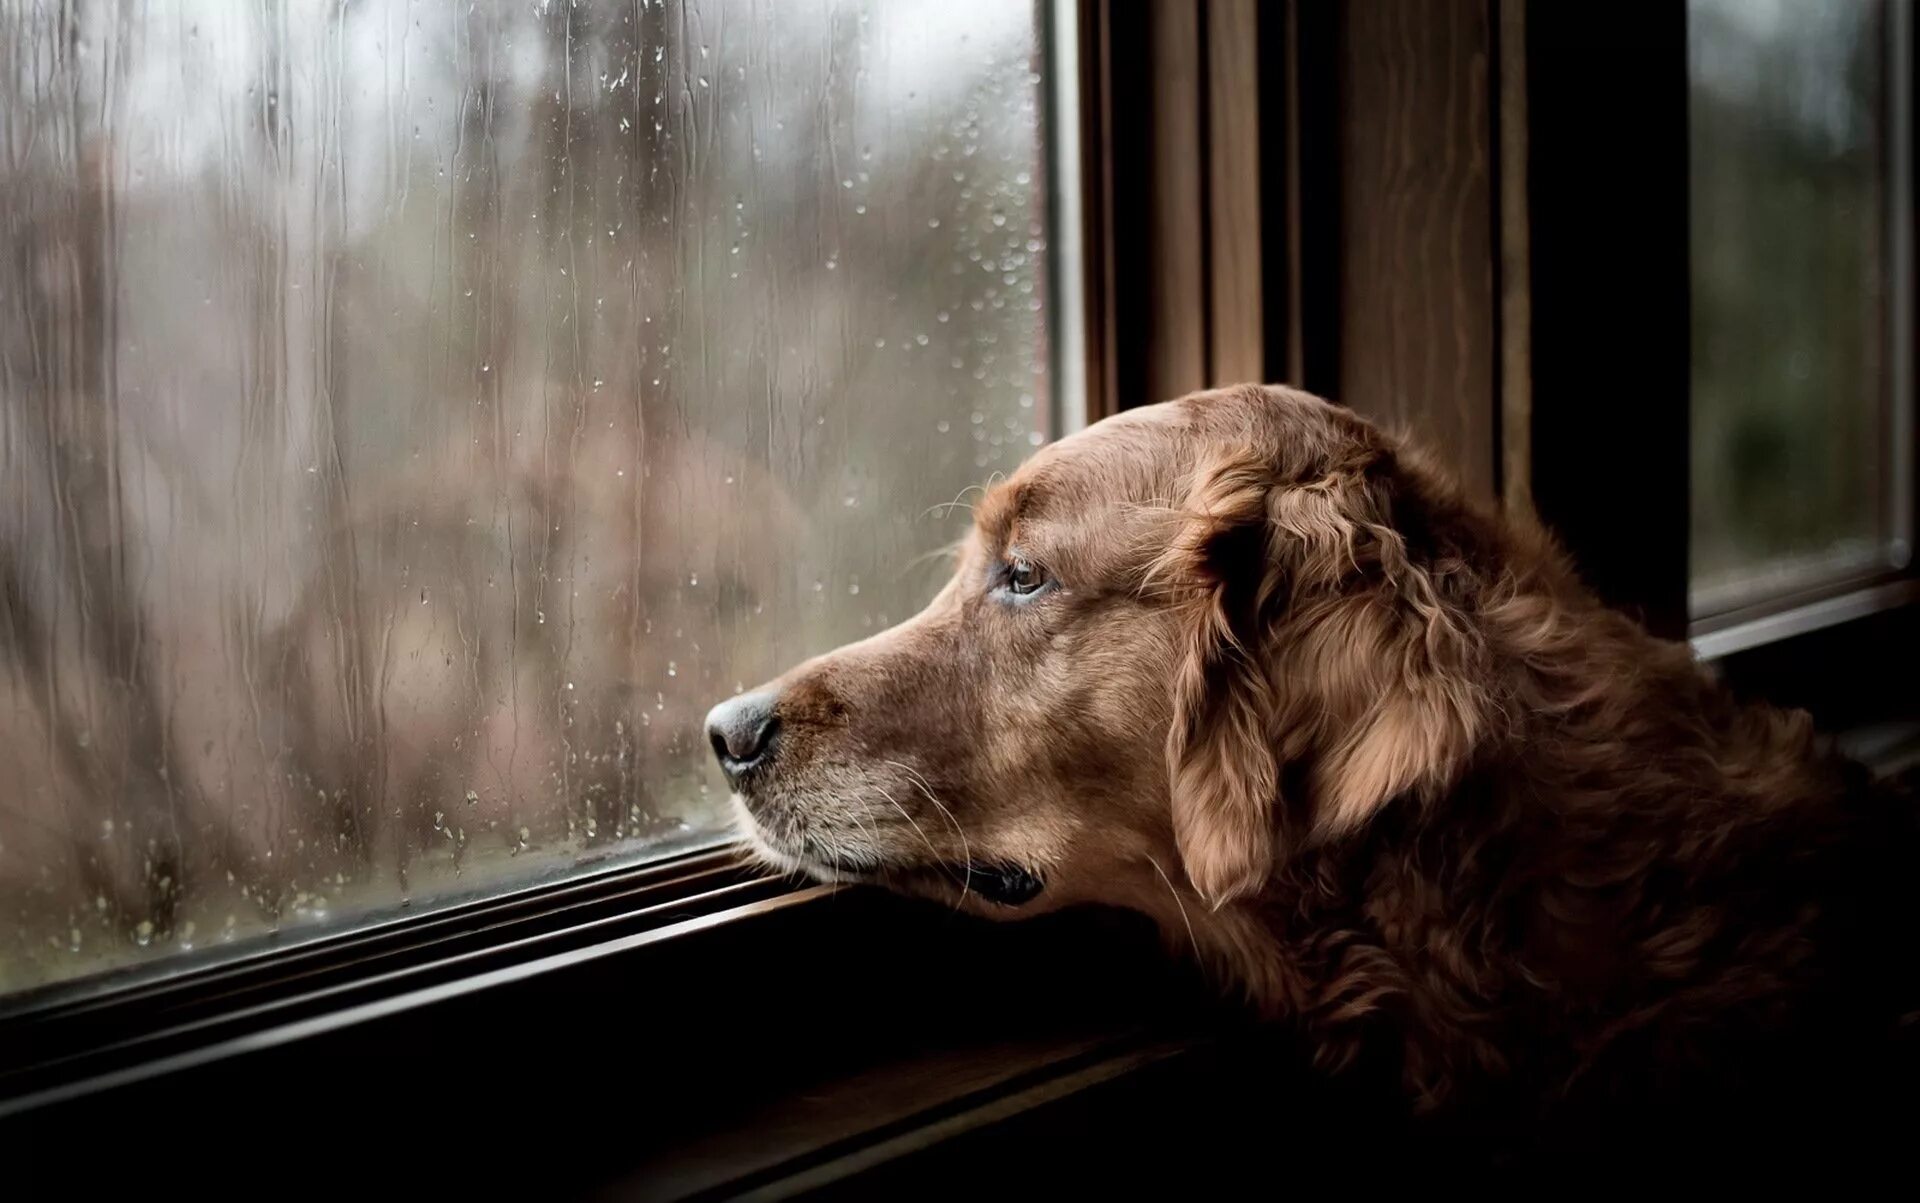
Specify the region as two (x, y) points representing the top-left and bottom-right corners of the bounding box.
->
(0, 0), (1053, 994)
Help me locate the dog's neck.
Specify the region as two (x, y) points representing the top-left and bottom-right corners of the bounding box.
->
(1141, 617), (1857, 1030)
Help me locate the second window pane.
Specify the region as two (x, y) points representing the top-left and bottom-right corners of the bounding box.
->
(1689, 0), (1908, 616)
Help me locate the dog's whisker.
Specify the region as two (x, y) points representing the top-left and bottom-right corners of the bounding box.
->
(886, 758), (974, 910)
(1146, 853), (1198, 957)
(921, 483), (987, 522)
(873, 783), (949, 883)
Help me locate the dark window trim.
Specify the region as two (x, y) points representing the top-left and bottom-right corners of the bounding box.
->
(1522, 1), (1693, 640)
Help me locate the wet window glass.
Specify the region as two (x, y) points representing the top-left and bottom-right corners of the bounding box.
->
(0, 0), (1055, 995)
(1688, 0), (1912, 615)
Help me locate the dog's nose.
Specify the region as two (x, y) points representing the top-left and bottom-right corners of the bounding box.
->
(706, 691), (779, 780)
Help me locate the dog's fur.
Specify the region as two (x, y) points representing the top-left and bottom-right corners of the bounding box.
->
(725, 385), (1919, 1165)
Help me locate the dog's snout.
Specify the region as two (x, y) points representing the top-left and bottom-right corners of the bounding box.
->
(706, 691), (779, 781)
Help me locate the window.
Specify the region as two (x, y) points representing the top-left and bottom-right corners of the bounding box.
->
(1688, 0), (1915, 623)
(0, 0), (1058, 997)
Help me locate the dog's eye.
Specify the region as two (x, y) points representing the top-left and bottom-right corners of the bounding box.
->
(1001, 557), (1049, 598)
(990, 556), (1052, 598)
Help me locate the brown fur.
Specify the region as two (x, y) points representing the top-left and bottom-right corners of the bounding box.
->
(725, 385), (1919, 1162)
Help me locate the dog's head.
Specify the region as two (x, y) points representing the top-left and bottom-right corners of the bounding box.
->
(711, 385), (1503, 922)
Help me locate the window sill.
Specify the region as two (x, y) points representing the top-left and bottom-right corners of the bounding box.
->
(4, 850), (1215, 1196)
(1690, 576), (1920, 660)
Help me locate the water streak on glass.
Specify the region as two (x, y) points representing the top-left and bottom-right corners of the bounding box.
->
(0, 0), (1053, 993)
(1689, 0), (1905, 613)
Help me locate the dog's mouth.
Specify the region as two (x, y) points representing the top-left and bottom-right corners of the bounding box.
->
(894, 860), (1045, 907)
(815, 854), (1046, 907)
(952, 862), (1046, 906)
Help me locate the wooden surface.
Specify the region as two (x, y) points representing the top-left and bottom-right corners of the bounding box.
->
(1206, 0), (1266, 387)
(1146, 0), (1209, 404)
(1496, 0), (1533, 518)
(1086, 0), (1270, 411)
(1333, 0), (1498, 500)
(1075, 0), (1121, 423)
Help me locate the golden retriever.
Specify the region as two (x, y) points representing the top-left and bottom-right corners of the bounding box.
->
(711, 384), (1918, 1164)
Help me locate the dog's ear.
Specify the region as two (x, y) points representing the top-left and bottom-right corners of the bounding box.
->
(1271, 452), (1489, 843)
(1159, 446), (1283, 907)
(1159, 435), (1488, 900)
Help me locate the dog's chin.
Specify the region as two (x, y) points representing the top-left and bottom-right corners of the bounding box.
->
(736, 816), (874, 885)
(731, 796), (1048, 909)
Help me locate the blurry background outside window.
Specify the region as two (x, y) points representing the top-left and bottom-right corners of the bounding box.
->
(1689, 0), (1914, 618)
(0, 0), (1057, 995)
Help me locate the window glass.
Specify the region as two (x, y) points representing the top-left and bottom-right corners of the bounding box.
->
(1689, 0), (1910, 616)
(0, 0), (1054, 994)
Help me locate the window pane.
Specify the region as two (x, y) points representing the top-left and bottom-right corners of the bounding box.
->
(0, 0), (1054, 995)
(1688, 0), (1908, 615)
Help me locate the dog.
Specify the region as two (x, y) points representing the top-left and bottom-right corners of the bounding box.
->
(712, 383), (1920, 1171)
